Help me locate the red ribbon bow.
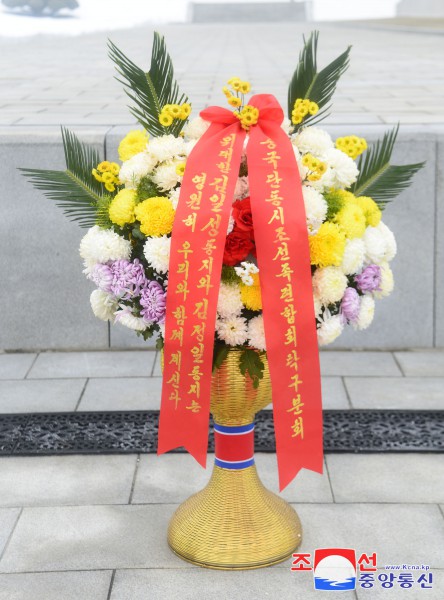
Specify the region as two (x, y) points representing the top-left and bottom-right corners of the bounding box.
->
(158, 94), (323, 491)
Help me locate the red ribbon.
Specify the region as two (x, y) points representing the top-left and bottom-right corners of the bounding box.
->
(158, 94), (323, 491)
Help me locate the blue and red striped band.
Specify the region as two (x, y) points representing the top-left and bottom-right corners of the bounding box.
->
(214, 422), (255, 470)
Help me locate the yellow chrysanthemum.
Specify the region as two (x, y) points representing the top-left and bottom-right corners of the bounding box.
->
(335, 135), (367, 160)
(309, 222), (346, 268)
(240, 273), (262, 311)
(135, 196), (175, 236)
(118, 130), (149, 162)
(334, 203), (366, 239)
(180, 103), (192, 117)
(159, 112), (173, 127)
(352, 195), (381, 227)
(228, 96), (242, 108)
(109, 189), (137, 227)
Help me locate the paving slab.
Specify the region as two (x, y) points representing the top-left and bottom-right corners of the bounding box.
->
(320, 352), (402, 377)
(293, 503), (444, 570)
(320, 376), (350, 409)
(326, 454), (444, 504)
(28, 351), (156, 379)
(110, 568), (357, 600)
(356, 569), (443, 599)
(0, 379), (86, 413)
(345, 377), (444, 409)
(0, 354), (36, 380)
(131, 453), (333, 505)
(0, 571), (112, 600)
(0, 455), (138, 507)
(152, 352), (162, 377)
(0, 509), (21, 558)
(394, 352), (444, 377)
(0, 504), (189, 572)
(78, 377), (162, 411)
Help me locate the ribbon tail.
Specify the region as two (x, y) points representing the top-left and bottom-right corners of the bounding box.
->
(247, 119), (324, 492)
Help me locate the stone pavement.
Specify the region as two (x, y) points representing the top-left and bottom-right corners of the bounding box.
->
(0, 349), (443, 598)
(0, 21), (444, 126)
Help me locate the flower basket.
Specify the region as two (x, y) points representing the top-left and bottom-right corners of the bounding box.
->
(22, 30), (423, 570)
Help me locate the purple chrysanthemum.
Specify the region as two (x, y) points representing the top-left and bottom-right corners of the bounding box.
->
(355, 264), (382, 293)
(340, 287), (360, 322)
(90, 263), (113, 293)
(140, 281), (167, 324)
(110, 259), (147, 299)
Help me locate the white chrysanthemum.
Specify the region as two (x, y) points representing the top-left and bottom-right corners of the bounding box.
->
(340, 238), (366, 275)
(184, 139), (197, 156)
(281, 117), (293, 135)
(115, 309), (147, 331)
(234, 262), (259, 286)
(377, 222), (397, 261)
(79, 226), (131, 271)
(158, 321), (165, 338)
(151, 160), (182, 192)
(183, 117), (210, 140)
(323, 148), (359, 189)
(216, 316), (248, 346)
(168, 187), (181, 210)
(306, 166), (335, 194)
(373, 261), (394, 299)
(217, 282), (243, 319)
(364, 225), (387, 264)
(354, 295), (375, 330)
(234, 176), (249, 200)
(302, 187), (328, 233)
(312, 267), (348, 305)
(119, 152), (157, 188)
(248, 315), (266, 351)
(148, 134), (186, 163)
(317, 309), (344, 346)
(90, 290), (118, 322)
(143, 235), (171, 274)
(293, 127), (334, 156)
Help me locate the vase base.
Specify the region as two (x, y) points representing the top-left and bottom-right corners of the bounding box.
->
(168, 464), (302, 570)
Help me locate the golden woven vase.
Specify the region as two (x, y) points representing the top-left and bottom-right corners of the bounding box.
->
(166, 349), (302, 569)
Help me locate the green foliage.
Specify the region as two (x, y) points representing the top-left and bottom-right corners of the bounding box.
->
(156, 336), (165, 351)
(108, 33), (189, 138)
(221, 265), (242, 285)
(351, 125), (425, 207)
(239, 349), (265, 389)
(20, 127), (104, 228)
(288, 31), (351, 129)
(212, 343), (230, 373)
(96, 195), (113, 229)
(324, 188), (347, 220)
(136, 176), (162, 202)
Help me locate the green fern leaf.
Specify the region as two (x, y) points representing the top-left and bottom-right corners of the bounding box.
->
(351, 125), (425, 207)
(108, 32), (188, 137)
(20, 127), (103, 228)
(288, 31), (351, 129)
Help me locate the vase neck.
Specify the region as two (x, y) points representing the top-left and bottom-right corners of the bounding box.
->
(214, 422), (255, 470)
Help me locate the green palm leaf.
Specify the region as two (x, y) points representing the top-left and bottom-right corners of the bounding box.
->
(108, 32), (188, 137)
(20, 127), (103, 228)
(351, 125), (425, 207)
(288, 31), (351, 129)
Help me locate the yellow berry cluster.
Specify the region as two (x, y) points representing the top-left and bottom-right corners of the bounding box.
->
(222, 77), (251, 108)
(301, 153), (327, 182)
(291, 98), (319, 125)
(335, 136), (368, 160)
(92, 161), (121, 193)
(158, 103), (192, 127)
(235, 105), (260, 131)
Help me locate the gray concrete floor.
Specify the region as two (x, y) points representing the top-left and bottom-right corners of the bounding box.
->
(0, 349), (443, 598)
(1, 21), (444, 126)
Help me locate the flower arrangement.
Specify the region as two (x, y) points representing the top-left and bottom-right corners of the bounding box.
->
(22, 31), (423, 385)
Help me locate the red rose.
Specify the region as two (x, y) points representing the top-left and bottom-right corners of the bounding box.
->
(232, 197), (254, 238)
(223, 228), (255, 266)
